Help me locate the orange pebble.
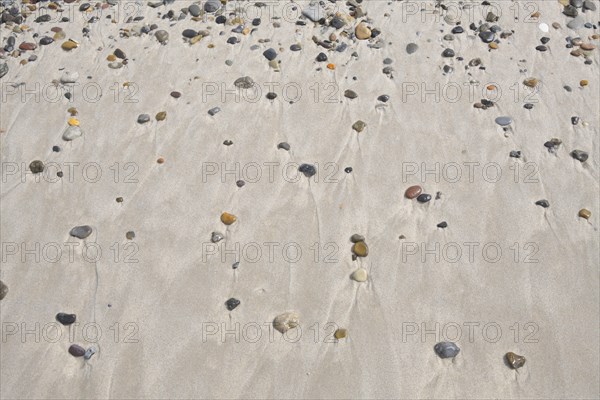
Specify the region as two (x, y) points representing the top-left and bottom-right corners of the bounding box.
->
(327, 63), (335, 70)
(486, 85), (496, 91)
(580, 80), (589, 87)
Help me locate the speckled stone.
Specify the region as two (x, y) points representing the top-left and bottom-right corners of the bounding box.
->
(70, 225), (92, 239)
(434, 342), (460, 358)
(273, 311), (299, 333)
(505, 352), (526, 369)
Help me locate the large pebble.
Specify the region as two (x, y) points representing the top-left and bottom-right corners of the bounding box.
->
(29, 160), (44, 174)
(68, 344), (86, 357)
(62, 126), (82, 141)
(356, 22), (372, 40)
(70, 225), (93, 239)
(273, 311), (299, 333)
(234, 76), (254, 89)
(434, 342), (460, 358)
(405, 185), (423, 199)
(495, 116), (513, 126)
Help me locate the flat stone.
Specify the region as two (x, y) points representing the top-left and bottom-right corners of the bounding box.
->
(571, 0), (584, 8)
(580, 43), (596, 50)
(571, 150), (589, 162)
(378, 95), (390, 102)
(0, 280), (8, 300)
(535, 199), (550, 208)
(188, 4), (201, 17)
(19, 42), (37, 51)
(495, 116), (513, 126)
(567, 16), (585, 29)
(302, 3), (324, 22)
(225, 298), (240, 311)
(330, 17), (345, 29)
(355, 22), (371, 40)
(29, 160), (44, 174)
(39, 37), (54, 45)
(536, 45), (548, 52)
(579, 208), (591, 219)
(84, 347), (96, 360)
(344, 90), (358, 99)
(56, 313), (76, 325)
(182, 29), (197, 38)
(334, 329), (347, 339)
(352, 241), (368, 257)
(70, 225), (92, 239)
(352, 120), (366, 132)
(234, 76), (254, 89)
(505, 352), (526, 369)
(62, 126), (82, 141)
(290, 44), (302, 51)
(277, 142), (290, 151)
(350, 234), (365, 243)
(405, 185), (423, 199)
(299, 164), (317, 177)
(523, 78), (539, 88)
(479, 31), (495, 43)
(417, 194), (432, 203)
(137, 114), (150, 124)
(316, 52), (328, 62)
(437, 221), (448, 228)
(69, 344), (86, 357)
(273, 311), (299, 334)
(208, 107), (221, 116)
(126, 231), (135, 240)
(221, 212), (237, 225)
(351, 268), (368, 282)
(156, 111), (167, 121)
(204, 0), (221, 13)
(434, 342), (460, 358)
(406, 43), (418, 54)
(60, 71), (79, 84)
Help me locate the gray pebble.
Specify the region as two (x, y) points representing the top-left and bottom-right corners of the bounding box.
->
(434, 342), (460, 358)
(211, 232), (224, 243)
(188, 4), (201, 17)
(155, 30), (169, 44)
(406, 43), (418, 54)
(234, 76), (254, 89)
(137, 114), (150, 124)
(70, 225), (93, 239)
(442, 48), (455, 57)
(350, 234), (365, 243)
(84, 347), (96, 360)
(571, 150), (589, 162)
(208, 107), (221, 116)
(495, 116), (513, 126)
(479, 31), (495, 43)
(277, 142), (290, 151)
(263, 48), (277, 61)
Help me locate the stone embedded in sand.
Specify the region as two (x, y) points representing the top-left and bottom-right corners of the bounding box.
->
(505, 352), (526, 369)
(62, 126), (82, 141)
(273, 311), (300, 334)
(225, 298), (240, 311)
(68, 344), (86, 357)
(155, 30), (169, 44)
(535, 200), (550, 208)
(29, 160), (44, 174)
(351, 268), (368, 282)
(56, 313), (76, 325)
(221, 212), (237, 225)
(579, 208), (592, 219)
(352, 120), (366, 132)
(434, 342), (460, 358)
(211, 232), (224, 243)
(571, 150), (589, 162)
(334, 329), (348, 339)
(0, 280), (8, 300)
(234, 76), (254, 89)
(84, 347), (96, 360)
(299, 164), (317, 177)
(523, 78), (539, 88)
(355, 22), (371, 40)
(156, 111), (167, 121)
(61, 40), (78, 51)
(352, 241), (368, 257)
(70, 225), (93, 239)
(350, 234), (365, 243)
(236, 180), (245, 188)
(405, 185), (423, 199)
(580, 43), (596, 51)
(417, 193), (432, 203)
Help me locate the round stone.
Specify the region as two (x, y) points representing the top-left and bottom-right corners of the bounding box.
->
(316, 52), (328, 62)
(263, 48), (277, 61)
(505, 352), (526, 369)
(234, 76), (254, 89)
(0, 280), (8, 300)
(68, 344), (86, 357)
(225, 298), (240, 311)
(126, 231), (135, 240)
(334, 329), (347, 339)
(406, 43), (419, 54)
(495, 116), (513, 126)
(221, 212), (237, 225)
(417, 194), (432, 203)
(352, 241), (369, 257)
(405, 185), (423, 199)
(266, 92), (277, 100)
(434, 342), (460, 358)
(442, 48), (455, 57)
(155, 30), (169, 43)
(70, 225), (93, 239)
(273, 311), (299, 333)
(156, 111), (167, 121)
(351, 268), (368, 282)
(236, 180), (245, 188)
(29, 160), (44, 174)
(56, 313), (76, 325)
(188, 4), (201, 17)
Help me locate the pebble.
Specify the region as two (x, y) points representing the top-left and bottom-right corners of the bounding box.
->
(204, 0), (221, 13)
(114, 48), (126, 59)
(571, 150), (589, 162)
(316, 52), (328, 62)
(405, 185), (423, 199)
(62, 125), (82, 140)
(583, 0), (596, 11)
(236, 180), (245, 188)
(479, 31), (495, 43)
(84, 347), (96, 360)
(40, 37), (54, 46)
(299, 164), (317, 177)
(505, 352), (526, 369)
(232, 262), (239, 270)
(221, 212), (237, 225)
(510, 151), (522, 158)
(344, 167), (353, 173)
(334, 329), (347, 339)
(535, 200), (550, 208)
(277, 142), (290, 151)
(344, 90), (358, 99)
(352, 241), (369, 257)
(567, 16), (585, 30)
(266, 92), (277, 100)
(302, 3), (324, 22)
(579, 208), (591, 219)
(211, 232), (224, 243)
(234, 76), (254, 89)
(350, 234), (365, 243)
(273, 311), (299, 334)
(170, 91), (181, 99)
(0, 63), (8, 79)
(406, 43), (418, 54)
(29, 160), (44, 174)
(225, 298), (240, 311)
(126, 231), (135, 240)
(263, 48), (277, 61)
(61, 40), (78, 51)
(495, 116), (513, 126)
(56, 313), (76, 325)
(290, 44), (302, 51)
(156, 111), (167, 121)
(188, 4), (201, 17)
(155, 30), (169, 43)
(442, 48), (455, 57)
(437, 221), (448, 228)
(355, 22), (372, 40)
(378, 95), (390, 102)
(580, 43), (596, 50)
(536, 45), (548, 52)
(70, 225), (93, 239)
(0, 281), (8, 300)
(417, 194), (432, 203)
(351, 268), (368, 282)
(208, 107), (221, 116)
(352, 120), (366, 132)
(69, 344), (86, 357)
(434, 342), (460, 359)
(137, 114), (150, 124)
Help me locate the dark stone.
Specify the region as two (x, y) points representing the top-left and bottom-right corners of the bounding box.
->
(40, 37), (54, 45)
(68, 344), (86, 357)
(52, 145), (61, 152)
(290, 44), (302, 51)
(227, 37), (239, 44)
(316, 52), (328, 62)
(434, 342), (460, 358)
(571, 150), (589, 162)
(442, 48), (455, 57)
(451, 26), (464, 34)
(216, 15), (226, 24)
(277, 142), (290, 151)
(57, 171), (63, 178)
(541, 37), (550, 44)
(252, 18), (261, 26)
(182, 29), (197, 38)
(114, 48), (126, 59)
(232, 262), (239, 269)
(345, 167), (353, 173)
(536, 45), (548, 52)
(510, 151), (521, 158)
(344, 90), (358, 99)
(524, 103), (534, 109)
(70, 225), (93, 239)
(126, 231), (135, 240)
(266, 92), (277, 100)
(535, 200), (550, 208)
(29, 160), (44, 174)
(330, 17), (345, 29)
(479, 31), (495, 43)
(0, 280), (7, 300)
(236, 180), (245, 188)
(225, 298), (240, 311)
(417, 194), (432, 203)
(563, 5), (578, 17)
(263, 48), (277, 61)
(56, 313), (76, 325)
(35, 14), (51, 23)
(437, 221), (448, 228)
(571, 116), (580, 125)
(378, 95), (389, 102)
(299, 164), (317, 177)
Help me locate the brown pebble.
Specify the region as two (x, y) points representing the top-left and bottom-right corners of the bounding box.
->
(170, 91), (181, 98)
(220, 212), (237, 225)
(505, 352), (526, 369)
(107, 54), (116, 61)
(157, 157), (165, 164)
(523, 78), (539, 88)
(19, 42), (37, 51)
(405, 185), (423, 199)
(334, 329), (347, 340)
(579, 209), (591, 219)
(68, 344), (86, 357)
(489, 42), (498, 49)
(156, 111), (166, 121)
(352, 241), (368, 257)
(552, 22), (561, 29)
(580, 80), (589, 87)
(580, 43), (596, 51)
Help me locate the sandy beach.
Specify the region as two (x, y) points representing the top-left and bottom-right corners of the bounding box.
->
(1, 0), (599, 398)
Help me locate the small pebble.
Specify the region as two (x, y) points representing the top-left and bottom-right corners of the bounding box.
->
(434, 342), (460, 359)
(344, 167), (353, 173)
(437, 221), (448, 228)
(417, 194), (432, 203)
(0, 281), (8, 300)
(225, 298), (240, 311)
(350, 234), (365, 243)
(236, 180), (245, 188)
(277, 142), (290, 151)
(334, 329), (347, 340)
(211, 232), (224, 243)
(571, 150), (589, 162)
(68, 344), (86, 357)
(29, 160), (44, 174)
(352, 241), (369, 257)
(535, 200), (550, 208)
(273, 311), (299, 334)
(221, 212), (237, 225)
(579, 208), (591, 219)
(126, 231), (135, 240)
(351, 268), (368, 282)
(70, 225), (92, 239)
(299, 164), (317, 177)
(505, 352), (526, 369)
(56, 313), (76, 325)
(84, 347), (96, 360)
(405, 185), (423, 199)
